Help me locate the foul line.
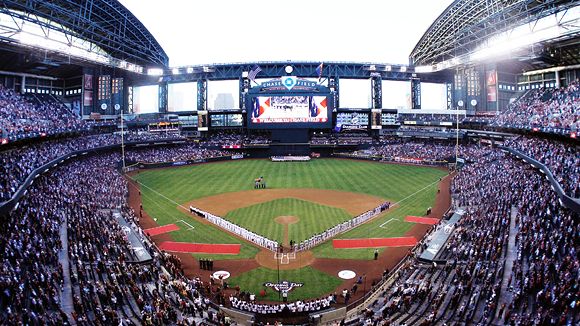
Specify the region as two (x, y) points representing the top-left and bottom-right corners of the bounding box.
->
(126, 177), (196, 233)
(127, 176), (189, 211)
(379, 218), (396, 229)
(176, 219), (195, 231)
(377, 175), (448, 230)
(392, 177), (444, 207)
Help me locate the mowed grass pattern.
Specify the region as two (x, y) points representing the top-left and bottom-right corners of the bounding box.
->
(227, 267), (343, 302)
(311, 182), (440, 259)
(134, 159), (445, 202)
(133, 159), (448, 260)
(225, 198), (352, 243)
(135, 184), (260, 260)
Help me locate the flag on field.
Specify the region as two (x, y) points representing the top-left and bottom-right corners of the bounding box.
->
(248, 64), (262, 83)
(316, 63), (324, 82)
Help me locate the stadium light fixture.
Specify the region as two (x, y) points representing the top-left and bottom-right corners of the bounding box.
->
(470, 12), (574, 62)
(400, 66), (407, 72)
(424, 6), (580, 71)
(415, 65), (434, 73)
(187, 67), (194, 74)
(147, 68), (164, 76)
(172, 68), (180, 75)
(6, 14), (149, 74)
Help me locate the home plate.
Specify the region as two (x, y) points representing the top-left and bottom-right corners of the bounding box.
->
(213, 270), (231, 280)
(338, 270), (356, 280)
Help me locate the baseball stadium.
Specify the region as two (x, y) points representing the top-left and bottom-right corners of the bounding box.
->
(0, 0), (578, 325)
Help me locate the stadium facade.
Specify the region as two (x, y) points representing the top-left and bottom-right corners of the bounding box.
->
(0, 0), (578, 325)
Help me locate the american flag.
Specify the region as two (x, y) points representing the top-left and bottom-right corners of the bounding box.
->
(316, 62), (324, 82)
(248, 64), (262, 82)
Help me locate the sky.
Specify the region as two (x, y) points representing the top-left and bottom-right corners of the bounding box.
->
(118, 0), (454, 67)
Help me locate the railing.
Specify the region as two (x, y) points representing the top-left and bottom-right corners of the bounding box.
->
(501, 146), (580, 213)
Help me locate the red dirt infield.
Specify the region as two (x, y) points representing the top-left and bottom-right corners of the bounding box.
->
(144, 223), (180, 236)
(158, 241), (241, 254)
(332, 237), (419, 249)
(404, 215), (440, 225)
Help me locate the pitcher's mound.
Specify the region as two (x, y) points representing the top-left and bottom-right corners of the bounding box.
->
(275, 215), (299, 225)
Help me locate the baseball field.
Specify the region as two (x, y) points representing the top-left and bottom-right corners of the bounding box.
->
(129, 158), (450, 302)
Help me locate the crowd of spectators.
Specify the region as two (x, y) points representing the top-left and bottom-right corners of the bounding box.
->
(462, 112), (498, 125)
(0, 169), (66, 325)
(346, 139), (490, 164)
(310, 132), (373, 145)
(126, 144), (235, 164)
(0, 132), (185, 202)
(399, 113), (464, 124)
(346, 148), (578, 325)
(505, 136), (579, 198)
(0, 87), (578, 325)
(493, 80), (580, 131)
(204, 132), (271, 147)
(0, 153), (232, 325)
(0, 85), (85, 140)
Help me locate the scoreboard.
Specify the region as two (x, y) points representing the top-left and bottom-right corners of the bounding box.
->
(250, 95), (329, 124)
(247, 77), (333, 129)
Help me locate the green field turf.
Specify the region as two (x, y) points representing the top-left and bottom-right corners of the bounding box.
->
(311, 183), (439, 259)
(132, 158), (448, 260)
(227, 266), (343, 302)
(224, 198), (352, 243)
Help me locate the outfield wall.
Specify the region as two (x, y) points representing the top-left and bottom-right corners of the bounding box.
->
(127, 153), (245, 170)
(332, 152), (449, 166)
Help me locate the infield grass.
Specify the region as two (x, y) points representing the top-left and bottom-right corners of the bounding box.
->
(224, 198), (352, 243)
(132, 158), (448, 260)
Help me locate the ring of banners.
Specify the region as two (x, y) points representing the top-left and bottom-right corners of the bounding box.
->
(190, 201), (390, 252)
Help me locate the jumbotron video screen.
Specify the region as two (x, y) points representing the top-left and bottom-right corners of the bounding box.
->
(250, 95), (329, 127)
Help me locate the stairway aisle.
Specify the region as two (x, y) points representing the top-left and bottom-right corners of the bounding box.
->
(494, 206), (519, 323)
(58, 216), (75, 324)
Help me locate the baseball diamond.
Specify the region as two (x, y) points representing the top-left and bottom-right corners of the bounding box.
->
(0, 1), (577, 325)
(129, 158), (450, 303)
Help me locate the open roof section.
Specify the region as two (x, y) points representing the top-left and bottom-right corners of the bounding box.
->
(1, 0), (168, 68)
(410, 0), (579, 66)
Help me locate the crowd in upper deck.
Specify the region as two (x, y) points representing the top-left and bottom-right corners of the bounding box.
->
(493, 80), (580, 131)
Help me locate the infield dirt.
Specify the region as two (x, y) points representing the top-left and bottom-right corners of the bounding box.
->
(185, 188), (387, 217)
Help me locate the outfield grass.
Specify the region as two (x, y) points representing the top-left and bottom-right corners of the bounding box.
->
(227, 266), (343, 302)
(133, 158), (447, 260)
(225, 198), (352, 243)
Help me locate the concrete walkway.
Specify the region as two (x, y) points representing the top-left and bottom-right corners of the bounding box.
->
(58, 216), (75, 324)
(495, 207), (519, 322)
